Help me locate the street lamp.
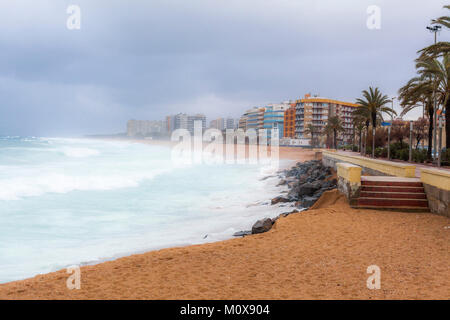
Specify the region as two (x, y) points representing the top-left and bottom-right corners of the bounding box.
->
(387, 97), (395, 160)
(427, 25), (441, 161)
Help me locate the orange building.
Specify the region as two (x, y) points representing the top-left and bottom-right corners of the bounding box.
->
(283, 103), (296, 138)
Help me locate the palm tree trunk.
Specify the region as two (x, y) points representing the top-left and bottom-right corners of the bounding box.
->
(372, 127), (375, 158)
(427, 108), (434, 160)
(445, 98), (450, 149)
(359, 130), (362, 153)
(333, 130), (337, 149)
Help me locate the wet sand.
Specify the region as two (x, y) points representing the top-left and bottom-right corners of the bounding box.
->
(0, 147), (448, 300)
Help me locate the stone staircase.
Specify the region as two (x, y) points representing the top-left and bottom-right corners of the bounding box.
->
(355, 176), (429, 212)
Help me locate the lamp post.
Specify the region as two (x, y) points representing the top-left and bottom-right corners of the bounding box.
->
(409, 120), (413, 162)
(388, 97), (395, 160)
(426, 25), (441, 161)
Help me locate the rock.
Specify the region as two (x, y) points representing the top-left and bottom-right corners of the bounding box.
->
(276, 180), (287, 186)
(300, 196), (319, 208)
(233, 230), (252, 237)
(297, 182), (321, 196)
(287, 187), (300, 201)
(271, 196), (290, 205)
(260, 175), (276, 181)
(252, 218), (273, 234)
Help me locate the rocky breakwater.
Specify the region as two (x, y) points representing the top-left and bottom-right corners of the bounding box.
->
(234, 160), (337, 237)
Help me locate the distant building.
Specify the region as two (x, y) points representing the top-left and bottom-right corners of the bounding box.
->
(244, 107), (265, 131)
(209, 118), (225, 131)
(225, 118), (237, 130)
(127, 120), (165, 137)
(283, 104), (296, 138)
(263, 103), (290, 139)
(295, 94), (359, 146)
(187, 114), (206, 135)
(238, 115), (247, 131)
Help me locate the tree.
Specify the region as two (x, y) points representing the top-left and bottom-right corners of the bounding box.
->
(323, 116), (344, 149)
(352, 114), (366, 153)
(355, 87), (396, 157)
(398, 75), (434, 159)
(415, 53), (450, 149)
(304, 123), (319, 147)
(391, 120), (409, 148)
(413, 117), (428, 149)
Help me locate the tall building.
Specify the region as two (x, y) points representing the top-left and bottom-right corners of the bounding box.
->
(263, 104), (289, 139)
(295, 94), (359, 145)
(209, 118), (225, 130)
(225, 118), (237, 130)
(187, 114), (206, 135)
(173, 113), (189, 131)
(238, 115), (247, 131)
(283, 103), (296, 138)
(244, 107), (265, 130)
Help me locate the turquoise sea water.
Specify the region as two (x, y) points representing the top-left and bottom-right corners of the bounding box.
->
(0, 137), (291, 283)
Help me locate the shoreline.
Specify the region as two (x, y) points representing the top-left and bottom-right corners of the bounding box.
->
(0, 142), (316, 287)
(1, 146), (448, 299)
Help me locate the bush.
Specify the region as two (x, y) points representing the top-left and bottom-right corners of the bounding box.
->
(397, 148), (409, 161)
(374, 147), (383, 158)
(412, 149), (427, 163)
(365, 146), (372, 156)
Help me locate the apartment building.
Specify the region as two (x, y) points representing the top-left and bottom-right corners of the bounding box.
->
(127, 120), (165, 137)
(283, 103), (296, 138)
(263, 104), (290, 139)
(165, 113), (206, 135)
(187, 114), (206, 135)
(226, 118), (238, 130)
(244, 107), (265, 130)
(295, 94), (358, 146)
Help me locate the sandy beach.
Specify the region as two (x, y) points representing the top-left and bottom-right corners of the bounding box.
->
(0, 146), (449, 300)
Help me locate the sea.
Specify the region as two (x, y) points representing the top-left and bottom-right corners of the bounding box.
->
(0, 137), (294, 283)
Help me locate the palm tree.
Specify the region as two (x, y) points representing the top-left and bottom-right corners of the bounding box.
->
(323, 116), (344, 149)
(352, 114), (366, 153)
(304, 123), (318, 147)
(355, 87), (395, 158)
(415, 53), (450, 148)
(398, 75), (435, 159)
(352, 106), (371, 155)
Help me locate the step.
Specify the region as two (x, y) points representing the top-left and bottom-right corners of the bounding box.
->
(357, 198), (428, 208)
(359, 191), (427, 199)
(361, 186), (425, 193)
(351, 205), (430, 213)
(361, 180), (423, 187)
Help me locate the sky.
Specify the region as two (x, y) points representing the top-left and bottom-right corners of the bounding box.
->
(0, 0), (449, 136)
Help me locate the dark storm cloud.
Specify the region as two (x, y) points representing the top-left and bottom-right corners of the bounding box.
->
(0, 0), (448, 135)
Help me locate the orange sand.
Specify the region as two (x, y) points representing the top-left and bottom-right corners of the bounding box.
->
(0, 146), (448, 299)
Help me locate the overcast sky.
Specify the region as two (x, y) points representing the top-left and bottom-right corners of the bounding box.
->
(0, 0), (449, 136)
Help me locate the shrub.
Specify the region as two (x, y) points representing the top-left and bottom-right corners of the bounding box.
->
(374, 147), (383, 158)
(412, 149), (427, 163)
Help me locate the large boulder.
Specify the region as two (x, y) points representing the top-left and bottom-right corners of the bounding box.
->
(271, 196), (291, 205)
(252, 218), (273, 234)
(300, 196), (320, 208)
(297, 182), (321, 196)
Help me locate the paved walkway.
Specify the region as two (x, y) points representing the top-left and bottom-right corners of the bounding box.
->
(334, 150), (450, 178)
